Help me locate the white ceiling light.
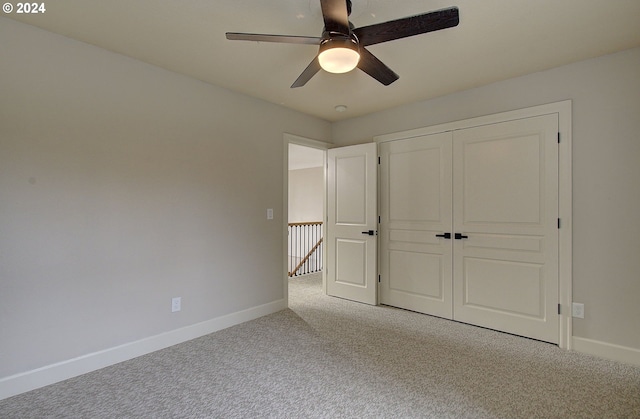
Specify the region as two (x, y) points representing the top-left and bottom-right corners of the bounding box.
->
(318, 37), (360, 74)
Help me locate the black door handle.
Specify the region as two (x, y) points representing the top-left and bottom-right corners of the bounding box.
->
(361, 230), (375, 236)
(435, 233), (451, 239)
(455, 233), (468, 240)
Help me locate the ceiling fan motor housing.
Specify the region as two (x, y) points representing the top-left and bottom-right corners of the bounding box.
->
(319, 33), (359, 53)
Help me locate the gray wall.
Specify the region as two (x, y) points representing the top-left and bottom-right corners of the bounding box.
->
(333, 47), (640, 351)
(0, 18), (330, 378)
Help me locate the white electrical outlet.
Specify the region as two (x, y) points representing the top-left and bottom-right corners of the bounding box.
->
(572, 302), (584, 319)
(267, 208), (274, 220)
(171, 297), (181, 312)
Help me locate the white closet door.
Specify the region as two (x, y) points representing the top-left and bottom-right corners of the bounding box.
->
(452, 114), (559, 343)
(379, 132), (453, 318)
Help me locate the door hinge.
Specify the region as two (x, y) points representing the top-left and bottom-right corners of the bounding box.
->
(378, 275), (381, 283)
(378, 156), (381, 164)
(378, 215), (381, 223)
(557, 218), (561, 229)
(558, 303), (561, 315)
(557, 132), (561, 143)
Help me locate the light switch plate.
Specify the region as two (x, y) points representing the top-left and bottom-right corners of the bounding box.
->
(267, 208), (273, 220)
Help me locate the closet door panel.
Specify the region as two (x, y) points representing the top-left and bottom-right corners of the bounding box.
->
(379, 132), (453, 318)
(452, 114), (559, 344)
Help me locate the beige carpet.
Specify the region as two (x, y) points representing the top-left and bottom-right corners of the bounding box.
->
(1, 272), (639, 418)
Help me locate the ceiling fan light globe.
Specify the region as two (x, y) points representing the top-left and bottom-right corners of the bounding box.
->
(318, 47), (360, 73)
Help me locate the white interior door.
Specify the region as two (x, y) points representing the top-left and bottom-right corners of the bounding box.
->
(326, 143), (377, 305)
(452, 114), (559, 343)
(379, 133), (453, 318)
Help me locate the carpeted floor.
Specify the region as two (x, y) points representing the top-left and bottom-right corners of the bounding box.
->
(1, 272), (639, 418)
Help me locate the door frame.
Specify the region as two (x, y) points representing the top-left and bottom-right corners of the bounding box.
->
(374, 100), (572, 349)
(283, 133), (332, 306)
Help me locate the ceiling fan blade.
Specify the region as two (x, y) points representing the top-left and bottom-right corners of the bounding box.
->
(354, 6), (459, 47)
(320, 0), (350, 34)
(226, 32), (321, 45)
(357, 48), (399, 86)
(291, 57), (322, 88)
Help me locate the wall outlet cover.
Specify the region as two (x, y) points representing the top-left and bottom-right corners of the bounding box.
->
(171, 297), (181, 312)
(572, 302), (584, 319)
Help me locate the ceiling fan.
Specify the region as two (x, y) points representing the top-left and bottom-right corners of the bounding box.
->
(226, 0), (459, 88)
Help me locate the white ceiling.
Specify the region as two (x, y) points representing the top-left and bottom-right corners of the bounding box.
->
(7, 0), (640, 122)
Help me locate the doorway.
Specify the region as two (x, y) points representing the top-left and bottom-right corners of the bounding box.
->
(284, 134), (329, 304)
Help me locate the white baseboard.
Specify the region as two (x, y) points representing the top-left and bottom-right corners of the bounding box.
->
(572, 336), (640, 367)
(0, 299), (286, 401)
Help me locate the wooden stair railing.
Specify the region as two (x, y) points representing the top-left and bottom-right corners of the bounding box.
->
(288, 221), (323, 277)
(289, 238), (323, 277)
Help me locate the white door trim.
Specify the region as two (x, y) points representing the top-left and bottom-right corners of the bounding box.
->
(374, 101), (572, 349)
(283, 133), (332, 304)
